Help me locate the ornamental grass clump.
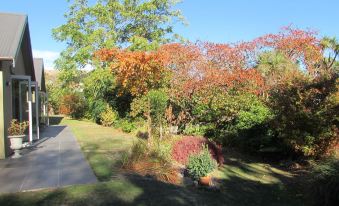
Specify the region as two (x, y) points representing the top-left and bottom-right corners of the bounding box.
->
(187, 145), (217, 180)
(8, 119), (29, 136)
(122, 139), (181, 184)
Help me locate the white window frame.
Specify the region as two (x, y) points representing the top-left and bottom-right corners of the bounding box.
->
(10, 75), (40, 142)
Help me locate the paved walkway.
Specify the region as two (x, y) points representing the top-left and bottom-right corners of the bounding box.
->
(0, 126), (97, 194)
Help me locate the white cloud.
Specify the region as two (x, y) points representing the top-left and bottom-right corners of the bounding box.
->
(33, 50), (60, 70)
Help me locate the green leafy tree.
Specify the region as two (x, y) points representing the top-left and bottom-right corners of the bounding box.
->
(83, 68), (116, 122)
(131, 89), (168, 140)
(53, 0), (185, 69)
(320, 36), (339, 73)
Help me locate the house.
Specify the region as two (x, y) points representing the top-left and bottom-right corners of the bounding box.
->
(33, 58), (49, 127)
(0, 12), (48, 159)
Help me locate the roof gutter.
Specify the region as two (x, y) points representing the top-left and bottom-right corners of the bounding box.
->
(0, 57), (15, 68)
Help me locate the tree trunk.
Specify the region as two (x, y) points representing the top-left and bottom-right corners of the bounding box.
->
(147, 100), (152, 145)
(160, 122), (163, 140)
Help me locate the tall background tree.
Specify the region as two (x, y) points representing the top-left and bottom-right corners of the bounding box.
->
(53, 0), (185, 70)
(51, 0), (185, 120)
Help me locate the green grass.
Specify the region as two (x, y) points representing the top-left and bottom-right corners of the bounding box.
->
(0, 117), (306, 206)
(60, 117), (134, 181)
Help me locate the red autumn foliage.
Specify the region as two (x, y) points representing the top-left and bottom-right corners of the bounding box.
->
(157, 42), (266, 103)
(255, 26), (323, 75)
(94, 26), (321, 100)
(172, 136), (224, 166)
(59, 94), (78, 115)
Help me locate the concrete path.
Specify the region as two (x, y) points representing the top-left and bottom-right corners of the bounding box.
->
(0, 126), (97, 194)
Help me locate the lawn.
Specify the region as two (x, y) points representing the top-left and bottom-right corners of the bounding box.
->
(0, 117), (307, 206)
(60, 117), (134, 181)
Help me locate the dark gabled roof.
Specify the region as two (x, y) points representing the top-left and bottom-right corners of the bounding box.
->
(0, 12), (35, 80)
(0, 12), (27, 58)
(33, 58), (46, 92)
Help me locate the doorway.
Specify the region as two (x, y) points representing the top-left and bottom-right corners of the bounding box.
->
(11, 75), (40, 143)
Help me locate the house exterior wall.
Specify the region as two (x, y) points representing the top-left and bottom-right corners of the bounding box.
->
(15, 49), (27, 75)
(0, 60), (13, 158)
(0, 70), (5, 159)
(0, 49), (29, 159)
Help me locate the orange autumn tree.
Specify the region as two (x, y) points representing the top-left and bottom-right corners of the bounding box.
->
(95, 48), (169, 96)
(95, 48), (171, 140)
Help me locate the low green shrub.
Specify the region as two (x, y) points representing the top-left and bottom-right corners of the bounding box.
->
(115, 119), (136, 133)
(100, 105), (118, 127)
(187, 145), (217, 180)
(183, 124), (211, 136)
(309, 158), (339, 206)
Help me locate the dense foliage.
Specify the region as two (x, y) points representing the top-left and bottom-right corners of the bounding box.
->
(47, 3), (339, 199)
(53, 0), (185, 70)
(100, 105), (118, 127)
(187, 145), (217, 180)
(93, 28), (338, 158)
(59, 92), (86, 119)
(50, 24), (338, 159)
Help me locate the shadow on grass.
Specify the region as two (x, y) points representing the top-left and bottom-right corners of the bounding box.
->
(0, 171), (306, 206)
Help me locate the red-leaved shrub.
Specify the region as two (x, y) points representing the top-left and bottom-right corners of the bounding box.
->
(172, 136), (224, 166)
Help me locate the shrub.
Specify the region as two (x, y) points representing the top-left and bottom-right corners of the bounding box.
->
(187, 145), (217, 180)
(59, 92), (86, 119)
(183, 124), (211, 136)
(100, 105), (118, 127)
(172, 136), (224, 166)
(189, 91), (273, 145)
(115, 119), (136, 133)
(172, 136), (203, 165)
(83, 68), (115, 120)
(309, 158), (339, 206)
(88, 99), (107, 123)
(235, 101), (273, 130)
(121, 121), (135, 133)
(268, 76), (339, 158)
(46, 83), (62, 114)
